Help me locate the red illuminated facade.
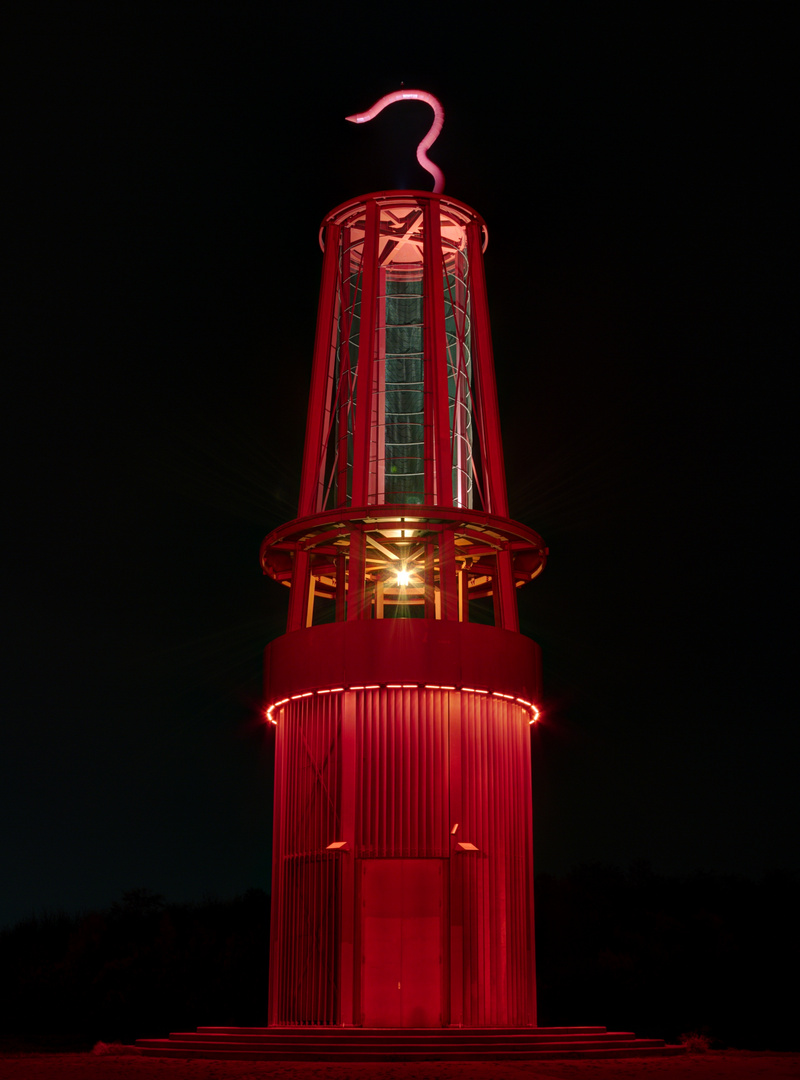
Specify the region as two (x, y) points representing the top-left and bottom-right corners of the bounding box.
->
(261, 180), (547, 1027)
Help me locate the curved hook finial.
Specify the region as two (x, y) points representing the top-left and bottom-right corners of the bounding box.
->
(346, 90), (445, 193)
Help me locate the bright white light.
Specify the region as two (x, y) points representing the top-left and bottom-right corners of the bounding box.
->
(396, 568), (411, 587)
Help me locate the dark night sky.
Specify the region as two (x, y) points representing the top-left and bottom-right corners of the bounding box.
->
(3, 6), (795, 930)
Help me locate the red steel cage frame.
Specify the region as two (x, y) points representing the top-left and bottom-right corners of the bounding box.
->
(262, 189), (547, 1029)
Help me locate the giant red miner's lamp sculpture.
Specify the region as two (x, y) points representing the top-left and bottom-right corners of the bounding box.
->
(260, 92), (547, 1028)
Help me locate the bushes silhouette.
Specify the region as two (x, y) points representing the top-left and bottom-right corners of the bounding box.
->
(1, 868), (796, 1049)
(0, 888), (269, 1048)
(534, 864), (798, 1050)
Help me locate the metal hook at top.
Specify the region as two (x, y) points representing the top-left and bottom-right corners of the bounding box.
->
(346, 90), (445, 193)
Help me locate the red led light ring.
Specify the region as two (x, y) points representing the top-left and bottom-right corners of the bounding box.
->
(265, 684), (539, 725)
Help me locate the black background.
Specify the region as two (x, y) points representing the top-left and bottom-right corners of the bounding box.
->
(3, 5), (795, 934)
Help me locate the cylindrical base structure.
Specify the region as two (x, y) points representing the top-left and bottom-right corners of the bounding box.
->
(266, 620), (538, 1027)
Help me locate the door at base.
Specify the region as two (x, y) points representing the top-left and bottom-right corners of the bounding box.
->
(361, 859), (444, 1027)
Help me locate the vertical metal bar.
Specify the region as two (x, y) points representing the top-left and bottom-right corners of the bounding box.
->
(324, 703), (331, 1022)
(491, 558), (502, 629)
(351, 201), (379, 507)
(449, 691), (462, 1028)
(285, 710), (294, 1022)
(427, 690), (434, 855)
(299, 223), (341, 517)
(287, 708), (297, 1021)
(494, 547), (519, 632)
(424, 200), (454, 506)
(386, 690), (393, 856)
(423, 689), (430, 856)
(469, 694), (480, 1024)
(287, 548), (311, 633)
(387, 690), (393, 855)
(370, 266), (386, 503)
(318, 289), (339, 514)
(457, 567), (468, 622)
(410, 690), (419, 856)
(300, 709), (308, 1021)
(454, 246), (471, 508)
(268, 718), (284, 1024)
(379, 688), (385, 854)
(435, 689), (443, 855)
(401, 691), (408, 855)
(336, 231), (352, 508)
(477, 693), (488, 1025)
(516, 714), (525, 1022)
(335, 553), (346, 623)
(495, 703), (508, 1023)
(424, 539), (436, 618)
(361, 690), (370, 854)
(438, 527), (458, 621)
(310, 701), (318, 1023)
(391, 691), (398, 855)
(449, 689), (463, 1026)
(346, 528), (367, 621)
(507, 707), (518, 1022)
(339, 690), (355, 1025)
(324, 700), (331, 1022)
(525, 712), (537, 1024)
(421, 210), (436, 505)
(443, 244), (470, 510)
(505, 708), (518, 1019)
(305, 570), (316, 629)
(442, 688), (450, 855)
(467, 219), (510, 518)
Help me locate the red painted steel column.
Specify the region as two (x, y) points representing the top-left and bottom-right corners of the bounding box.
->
(494, 547), (520, 633)
(467, 219), (509, 518)
(351, 201), (379, 508)
(347, 527), (367, 621)
(267, 717), (285, 1025)
(286, 548), (310, 633)
(335, 553), (346, 623)
(424, 200), (454, 507)
(449, 690), (464, 1026)
(424, 539), (436, 618)
(340, 691), (357, 1024)
(439, 527), (459, 622)
(524, 724), (537, 1021)
(299, 223), (341, 517)
(336, 230), (353, 509)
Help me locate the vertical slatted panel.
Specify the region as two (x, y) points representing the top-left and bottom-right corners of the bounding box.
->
(271, 686), (535, 1027)
(457, 693), (535, 1026)
(355, 688), (449, 857)
(271, 694), (343, 1025)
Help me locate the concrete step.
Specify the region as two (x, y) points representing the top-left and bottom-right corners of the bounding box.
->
(137, 1044), (686, 1062)
(142, 1036), (660, 1045)
(170, 1030), (635, 1045)
(135, 1026), (686, 1061)
(197, 1024), (610, 1036)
